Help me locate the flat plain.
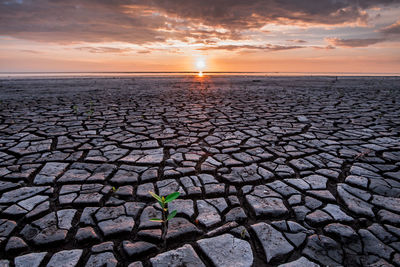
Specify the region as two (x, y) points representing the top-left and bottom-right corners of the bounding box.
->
(0, 76), (400, 266)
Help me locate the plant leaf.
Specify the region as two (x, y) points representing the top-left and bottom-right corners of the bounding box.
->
(149, 218), (163, 222)
(149, 191), (163, 203)
(167, 210), (177, 221)
(165, 192), (180, 203)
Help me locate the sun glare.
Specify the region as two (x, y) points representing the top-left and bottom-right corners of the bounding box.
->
(195, 58), (206, 77)
(196, 58), (206, 70)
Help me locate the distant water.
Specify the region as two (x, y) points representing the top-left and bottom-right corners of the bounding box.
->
(0, 71), (399, 79)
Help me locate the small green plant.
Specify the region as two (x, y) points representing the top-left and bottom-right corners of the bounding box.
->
(111, 186), (117, 193)
(149, 191), (180, 247)
(149, 191), (179, 223)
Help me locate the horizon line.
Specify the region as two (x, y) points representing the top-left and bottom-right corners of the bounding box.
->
(1, 71), (400, 75)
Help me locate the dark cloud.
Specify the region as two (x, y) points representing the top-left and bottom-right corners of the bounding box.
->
(326, 19), (400, 48)
(0, 0), (399, 45)
(198, 43), (340, 51)
(148, 1), (359, 27)
(145, 0), (400, 29)
(312, 45), (336, 50)
(196, 44), (303, 51)
(381, 20), (400, 34)
(326, 37), (385, 47)
(0, 0), (168, 44)
(137, 50), (152, 54)
(287, 39), (307, 43)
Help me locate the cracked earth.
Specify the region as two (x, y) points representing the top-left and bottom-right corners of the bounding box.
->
(0, 76), (400, 266)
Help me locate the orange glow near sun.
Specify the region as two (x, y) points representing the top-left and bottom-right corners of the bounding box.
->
(195, 58), (206, 77)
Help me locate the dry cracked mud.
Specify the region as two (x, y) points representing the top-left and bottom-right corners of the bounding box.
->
(0, 75), (400, 266)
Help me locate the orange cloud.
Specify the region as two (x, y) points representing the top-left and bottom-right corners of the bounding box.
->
(75, 47), (133, 53)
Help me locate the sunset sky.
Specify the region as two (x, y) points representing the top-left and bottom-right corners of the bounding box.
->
(0, 0), (400, 73)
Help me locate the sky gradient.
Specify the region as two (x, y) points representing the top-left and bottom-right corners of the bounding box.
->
(1, 0), (400, 73)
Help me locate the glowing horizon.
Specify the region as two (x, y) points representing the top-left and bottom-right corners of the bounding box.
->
(1, 1), (400, 73)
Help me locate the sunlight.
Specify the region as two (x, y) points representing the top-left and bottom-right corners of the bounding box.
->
(195, 58), (206, 70)
(195, 57), (206, 77)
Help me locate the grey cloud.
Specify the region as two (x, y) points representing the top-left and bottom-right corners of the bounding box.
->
(287, 39), (308, 43)
(381, 20), (400, 34)
(312, 45), (336, 50)
(196, 44), (303, 51)
(0, 0), (399, 45)
(145, 0), (400, 28)
(326, 37), (385, 47)
(0, 0), (168, 44)
(326, 19), (400, 47)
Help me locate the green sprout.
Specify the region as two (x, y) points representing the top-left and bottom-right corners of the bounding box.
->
(111, 186), (117, 193)
(149, 191), (180, 247)
(149, 191), (180, 223)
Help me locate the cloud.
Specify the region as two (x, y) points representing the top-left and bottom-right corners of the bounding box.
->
(196, 44), (303, 51)
(287, 39), (307, 43)
(381, 20), (400, 34)
(19, 49), (41, 54)
(0, 0), (399, 46)
(145, 0), (398, 28)
(75, 47), (133, 53)
(197, 43), (340, 51)
(137, 50), (152, 54)
(313, 45), (336, 50)
(326, 37), (385, 47)
(326, 19), (400, 48)
(0, 1), (168, 44)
